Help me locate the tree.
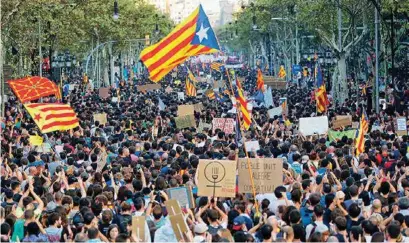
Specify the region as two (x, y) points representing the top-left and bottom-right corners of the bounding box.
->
(2, 0), (173, 78)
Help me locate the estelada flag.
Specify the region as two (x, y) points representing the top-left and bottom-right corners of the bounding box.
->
(24, 103), (79, 133)
(256, 69), (265, 92)
(8, 76), (59, 103)
(140, 5), (220, 82)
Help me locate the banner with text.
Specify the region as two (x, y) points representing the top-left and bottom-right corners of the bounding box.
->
(238, 158), (283, 194)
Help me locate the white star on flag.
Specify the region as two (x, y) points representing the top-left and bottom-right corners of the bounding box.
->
(196, 23), (210, 43)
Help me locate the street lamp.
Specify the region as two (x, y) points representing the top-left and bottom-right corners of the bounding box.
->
(113, 0), (119, 20)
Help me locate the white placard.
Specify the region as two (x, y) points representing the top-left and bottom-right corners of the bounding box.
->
(299, 116), (329, 136)
(112, 97), (118, 102)
(177, 92), (185, 101)
(397, 117), (407, 131)
(172, 144), (184, 151)
(267, 106), (283, 118)
(55, 145), (64, 154)
(245, 141), (260, 152)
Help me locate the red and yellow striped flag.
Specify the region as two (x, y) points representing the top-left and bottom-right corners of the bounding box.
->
(24, 103), (79, 133)
(256, 69), (265, 92)
(315, 66), (330, 113)
(140, 5), (220, 82)
(235, 78), (251, 130)
(55, 85), (62, 102)
(355, 110), (369, 155)
(185, 70), (197, 97)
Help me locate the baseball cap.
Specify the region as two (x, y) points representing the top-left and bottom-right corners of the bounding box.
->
(232, 216), (246, 231)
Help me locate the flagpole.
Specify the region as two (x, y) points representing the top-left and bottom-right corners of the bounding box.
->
(225, 68), (260, 215)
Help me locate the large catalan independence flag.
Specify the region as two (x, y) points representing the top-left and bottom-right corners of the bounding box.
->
(24, 103), (79, 133)
(140, 5), (220, 82)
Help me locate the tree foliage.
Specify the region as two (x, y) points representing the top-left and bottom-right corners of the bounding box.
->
(2, 0), (173, 61)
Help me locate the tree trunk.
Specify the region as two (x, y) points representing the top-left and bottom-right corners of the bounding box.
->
(336, 54), (348, 104)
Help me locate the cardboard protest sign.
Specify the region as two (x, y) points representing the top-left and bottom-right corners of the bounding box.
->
(396, 117), (407, 136)
(169, 214), (189, 241)
(137, 83), (161, 92)
(267, 107), (283, 118)
(175, 114), (196, 129)
(166, 187), (195, 209)
(299, 116), (329, 136)
(245, 141), (260, 152)
(177, 105), (195, 116)
(332, 115), (352, 129)
(352, 122), (359, 129)
(98, 88), (110, 99)
(193, 103), (204, 112)
(132, 216), (145, 242)
(164, 199), (182, 216)
(328, 129), (357, 142)
(197, 159), (237, 197)
(238, 158), (283, 193)
(93, 113), (107, 125)
(212, 118), (235, 134)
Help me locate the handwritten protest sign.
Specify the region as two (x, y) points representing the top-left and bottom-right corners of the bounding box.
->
(299, 116), (328, 136)
(177, 105), (195, 116)
(175, 114), (196, 129)
(238, 158), (283, 193)
(93, 113), (107, 125)
(212, 118), (235, 134)
(197, 159), (237, 197)
(245, 141), (260, 152)
(396, 117), (407, 136)
(98, 88), (110, 99)
(166, 187), (195, 209)
(332, 115), (352, 129)
(137, 83), (161, 92)
(132, 216), (145, 242)
(267, 107), (283, 118)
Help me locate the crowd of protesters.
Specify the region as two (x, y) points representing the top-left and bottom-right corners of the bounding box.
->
(1, 66), (409, 243)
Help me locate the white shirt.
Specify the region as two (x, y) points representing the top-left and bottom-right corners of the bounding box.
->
(305, 221), (328, 239)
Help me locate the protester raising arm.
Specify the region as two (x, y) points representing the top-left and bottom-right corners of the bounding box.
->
(195, 202), (210, 224)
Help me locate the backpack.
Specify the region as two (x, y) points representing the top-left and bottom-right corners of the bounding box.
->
(207, 225), (223, 236)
